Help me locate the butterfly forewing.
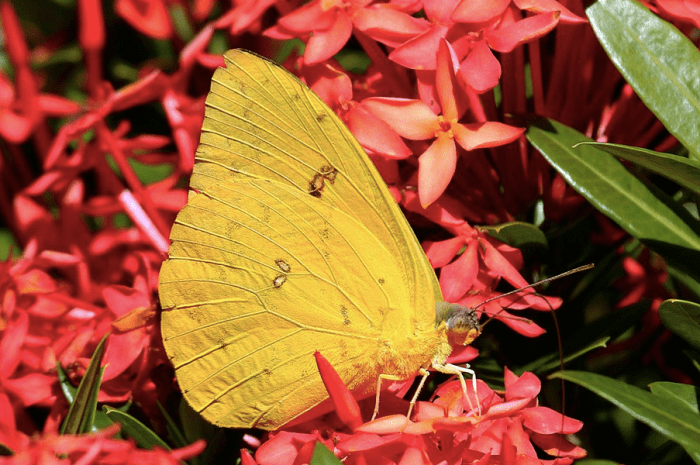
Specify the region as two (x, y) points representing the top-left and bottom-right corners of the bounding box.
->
(194, 50), (442, 314)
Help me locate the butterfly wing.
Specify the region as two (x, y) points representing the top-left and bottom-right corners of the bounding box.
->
(159, 50), (445, 429)
(159, 179), (439, 428)
(194, 50), (442, 313)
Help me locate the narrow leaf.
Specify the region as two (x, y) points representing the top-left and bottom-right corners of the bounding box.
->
(520, 337), (609, 375)
(688, 350), (700, 374)
(481, 221), (548, 250)
(668, 265), (700, 302)
(649, 382), (699, 414)
(61, 333), (109, 435)
(577, 142), (700, 195)
(552, 371), (700, 463)
(523, 300), (647, 373)
(157, 401), (189, 449)
(659, 299), (700, 351)
(104, 407), (171, 450)
(310, 442), (343, 465)
(525, 117), (700, 280)
(586, 0), (700, 159)
(56, 362), (77, 404)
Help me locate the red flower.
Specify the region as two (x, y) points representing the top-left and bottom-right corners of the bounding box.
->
(363, 40), (523, 206)
(424, 228), (562, 337)
(265, 0), (373, 65)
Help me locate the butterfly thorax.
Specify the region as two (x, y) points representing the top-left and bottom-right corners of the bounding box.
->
(373, 310), (451, 380)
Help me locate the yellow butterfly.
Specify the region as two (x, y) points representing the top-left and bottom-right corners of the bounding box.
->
(158, 50), (480, 430)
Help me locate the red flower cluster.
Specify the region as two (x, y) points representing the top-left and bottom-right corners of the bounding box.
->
(245, 353), (585, 465)
(0, 0), (685, 462)
(0, 424), (205, 465)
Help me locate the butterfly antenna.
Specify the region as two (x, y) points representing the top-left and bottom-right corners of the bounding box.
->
(474, 264), (595, 317)
(476, 263), (594, 431)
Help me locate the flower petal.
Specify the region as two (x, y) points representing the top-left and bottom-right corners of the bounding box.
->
(460, 41), (501, 93)
(418, 134), (457, 207)
(452, 0), (510, 23)
(362, 97), (440, 140)
(389, 24), (449, 70)
(304, 11), (353, 64)
(423, 236), (466, 268)
(485, 11), (560, 53)
(453, 121), (524, 151)
(513, 0), (588, 24)
(439, 238), (478, 301)
(353, 6), (430, 48)
(347, 104), (412, 159)
(521, 407), (584, 434)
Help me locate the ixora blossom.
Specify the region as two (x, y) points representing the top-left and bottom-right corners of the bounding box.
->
(0, 424), (205, 465)
(360, 40), (524, 207)
(422, 224), (562, 337)
(246, 353), (585, 465)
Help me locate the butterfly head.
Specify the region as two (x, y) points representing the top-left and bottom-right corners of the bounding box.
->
(435, 302), (482, 346)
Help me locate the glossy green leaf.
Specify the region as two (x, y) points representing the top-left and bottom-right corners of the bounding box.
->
(310, 442), (343, 465)
(576, 142), (700, 195)
(551, 371), (700, 463)
(587, 0), (700, 159)
(61, 334), (108, 435)
(525, 117), (700, 280)
(659, 299), (700, 351)
(649, 382), (699, 414)
(104, 407), (170, 451)
(481, 221), (548, 250)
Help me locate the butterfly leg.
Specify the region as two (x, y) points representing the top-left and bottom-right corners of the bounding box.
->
(433, 362), (481, 417)
(406, 368), (430, 419)
(372, 373), (402, 421)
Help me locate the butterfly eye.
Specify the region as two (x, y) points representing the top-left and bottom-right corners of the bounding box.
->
(446, 308), (480, 332)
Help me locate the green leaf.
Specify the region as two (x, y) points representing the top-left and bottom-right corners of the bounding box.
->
(687, 350), (700, 374)
(576, 142), (700, 195)
(659, 299), (700, 351)
(310, 442), (343, 465)
(649, 382), (700, 414)
(586, 0), (700, 159)
(668, 265), (700, 302)
(524, 117), (700, 281)
(521, 302), (647, 374)
(526, 336), (609, 374)
(61, 333), (109, 435)
(480, 221), (548, 250)
(104, 407), (170, 451)
(56, 362), (77, 404)
(157, 401), (189, 449)
(0, 442), (12, 456)
(551, 371), (700, 463)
